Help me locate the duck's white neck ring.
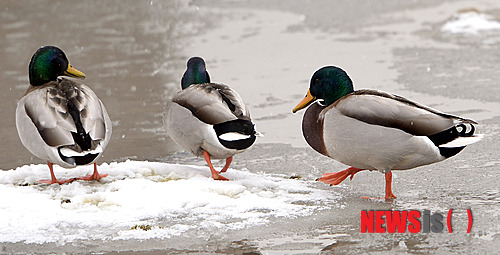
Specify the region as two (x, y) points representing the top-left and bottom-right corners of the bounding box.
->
(317, 99), (327, 107)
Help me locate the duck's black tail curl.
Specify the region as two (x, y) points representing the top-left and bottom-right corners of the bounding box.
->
(213, 119), (257, 150)
(428, 123), (481, 158)
(456, 123), (475, 137)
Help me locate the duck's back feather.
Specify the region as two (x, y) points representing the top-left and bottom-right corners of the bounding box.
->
(20, 78), (108, 149)
(173, 83), (250, 124)
(334, 90), (475, 136)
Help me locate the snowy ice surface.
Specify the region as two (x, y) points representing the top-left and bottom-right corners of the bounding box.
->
(442, 11), (500, 34)
(0, 161), (336, 244)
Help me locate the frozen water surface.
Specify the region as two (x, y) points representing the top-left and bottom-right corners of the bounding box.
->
(0, 0), (499, 254)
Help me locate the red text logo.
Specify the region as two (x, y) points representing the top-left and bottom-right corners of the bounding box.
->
(360, 209), (472, 233)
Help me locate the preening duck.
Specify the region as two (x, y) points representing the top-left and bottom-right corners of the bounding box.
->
(293, 66), (482, 199)
(164, 57), (259, 180)
(16, 46), (112, 184)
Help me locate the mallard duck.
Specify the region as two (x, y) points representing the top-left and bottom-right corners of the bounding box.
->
(293, 66), (482, 199)
(164, 57), (259, 180)
(16, 46), (112, 184)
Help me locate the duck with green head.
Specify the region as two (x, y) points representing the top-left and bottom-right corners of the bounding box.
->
(293, 66), (482, 199)
(164, 57), (260, 180)
(16, 46), (112, 184)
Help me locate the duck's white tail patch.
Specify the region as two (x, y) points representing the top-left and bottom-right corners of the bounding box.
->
(219, 132), (251, 141)
(439, 134), (484, 148)
(59, 144), (103, 157)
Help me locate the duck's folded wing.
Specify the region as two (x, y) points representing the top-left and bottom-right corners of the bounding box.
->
(23, 83), (107, 148)
(333, 90), (475, 136)
(23, 87), (76, 147)
(77, 85), (107, 141)
(173, 83), (250, 125)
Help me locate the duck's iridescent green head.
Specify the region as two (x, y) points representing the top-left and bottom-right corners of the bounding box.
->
(181, 57), (211, 89)
(29, 46), (86, 86)
(293, 66), (354, 113)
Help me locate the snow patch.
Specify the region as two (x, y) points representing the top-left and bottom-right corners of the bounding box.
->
(0, 160), (336, 244)
(442, 11), (500, 34)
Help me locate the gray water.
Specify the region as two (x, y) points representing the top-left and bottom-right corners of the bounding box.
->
(1, 0), (499, 254)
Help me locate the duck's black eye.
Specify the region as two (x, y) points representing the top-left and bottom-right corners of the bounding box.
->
(52, 54), (68, 73)
(52, 58), (62, 69)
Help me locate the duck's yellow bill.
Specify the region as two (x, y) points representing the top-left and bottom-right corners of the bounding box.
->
(64, 63), (86, 79)
(292, 89), (316, 113)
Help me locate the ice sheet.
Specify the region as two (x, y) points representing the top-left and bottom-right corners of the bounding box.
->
(0, 161), (337, 244)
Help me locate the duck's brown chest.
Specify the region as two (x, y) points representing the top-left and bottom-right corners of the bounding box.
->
(302, 103), (328, 156)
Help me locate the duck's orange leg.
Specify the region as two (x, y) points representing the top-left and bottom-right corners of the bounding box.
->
(203, 151), (229, 181)
(39, 161), (76, 185)
(77, 162), (108, 181)
(316, 167), (365, 185)
(384, 171), (397, 199)
(219, 156), (233, 173)
(361, 171), (397, 200)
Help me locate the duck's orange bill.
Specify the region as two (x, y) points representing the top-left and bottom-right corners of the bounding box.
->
(292, 89), (316, 113)
(64, 62), (86, 79)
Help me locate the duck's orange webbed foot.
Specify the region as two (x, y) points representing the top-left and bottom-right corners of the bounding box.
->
(38, 178), (76, 185)
(77, 163), (108, 181)
(39, 161), (76, 185)
(316, 167), (365, 185)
